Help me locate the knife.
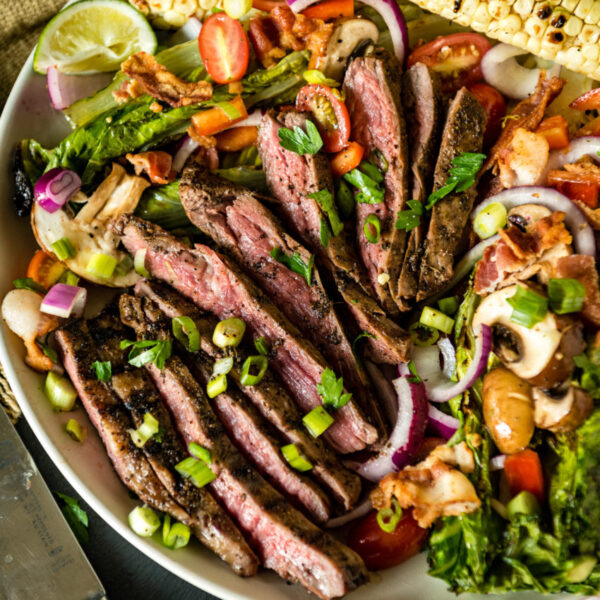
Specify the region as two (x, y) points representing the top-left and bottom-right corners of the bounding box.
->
(0, 407), (107, 600)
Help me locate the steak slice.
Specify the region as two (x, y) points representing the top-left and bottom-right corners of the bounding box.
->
(56, 320), (257, 575)
(119, 293), (332, 523)
(111, 304), (368, 598)
(417, 88), (487, 301)
(112, 215), (377, 453)
(397, 63), (444, 305)
(343, 48), (410, 313)
(179, 163), (385, 435)
(136, 279), (361, 509)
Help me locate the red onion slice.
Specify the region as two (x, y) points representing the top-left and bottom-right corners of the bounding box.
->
(172, 136), (200, 174)
(287, 0), (407, 62)
(490, 454), (506, 471)
(325, 498), (373, 528)
(547, 136), (600, 171)
(413, 324), (492, 403)
(46, 67), (113, 111)
(355, 377), (427, 482)
(437, 337), (456, 379)
(40, 284), (87, 319)
(472, 187), (595, 256)
(427, 403), (460, 440)
(34, 168), (82, 213)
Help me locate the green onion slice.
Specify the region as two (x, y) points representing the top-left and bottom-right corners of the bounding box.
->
(376, 498), (403, 533)
(59, 270), (80, 286)
(65, 418), (85, 442)
(212, 317), (246, 349)
(473, 202), (507, 239)
(85, 253), (117, 280)
(409, 322), (440, 347)
(172, 316), (200, 352)
(281, 443), (313, 472)
(254, 336), (270, 356)
(51, 237), (76, 260)
(129, 505), (161, 537)
(115, 255), (134, 277)
(240, 355), (268, 386)
(128, 412), (160, 448)
(207, 373), (228, 398)
(363, 214), (381, 244)
(175, 456), (217, 488)
(45, 372), (77, 412)
(162, 514), (191, 550)
(213, 356), (234, 377)
(437, 296), (459, 316)
(189, 442), (212, 464)
(420, 306), (455, 334)
(134, 249), (150, 278)
(302, 406), (334, 438)
(548, 278), (586, 314)
(506, 286), (548, 328)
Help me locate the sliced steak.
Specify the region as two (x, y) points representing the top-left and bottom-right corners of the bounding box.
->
(417, 88), (487, 301)
(111, 301), (368, 598)
(112, 215), (377, 453)
(179, 163), (385, 435)
(119, 293), (332, 523)
(136, 279), (362, 509)
(85, 308), (259, 575)
(343, 48), (410, 313)
(397, 63), (444, 305)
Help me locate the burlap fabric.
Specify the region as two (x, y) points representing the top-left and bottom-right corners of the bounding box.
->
(0, 1), (66, 420)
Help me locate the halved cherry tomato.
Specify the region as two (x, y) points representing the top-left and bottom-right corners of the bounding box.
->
(302, 0), (353, 20)
(468, 83), (506, 149)
(348, 509), (429, 571)
(504, 449), (545, 504)
(330, 142), (364, 177)
(252, 0), (285, 10)
(556, 181), (599, 209)
(569, 87), (600, 111)
(198, 13), (250, 84)
(26, 250), (66, 289)
(535, 115), (570, 150)
(296, 85), (351, 153)
(191, 96), (248, 137)
(407, 33), (491, 94)
(215, 126), (258, 152)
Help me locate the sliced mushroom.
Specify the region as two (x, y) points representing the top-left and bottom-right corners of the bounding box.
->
(31, 163), (149, 287)
(322, 19), (379, 80)
(533, 385), (593, 433)
(472, 284), (584, 388)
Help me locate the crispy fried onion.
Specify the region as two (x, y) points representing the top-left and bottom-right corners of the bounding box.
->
(371, 442), (481, 529)
(119, 52), (213, 107)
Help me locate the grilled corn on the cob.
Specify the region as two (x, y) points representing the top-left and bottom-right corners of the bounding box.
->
(129, 0), (222, 28)
(407, 0), (600, 80)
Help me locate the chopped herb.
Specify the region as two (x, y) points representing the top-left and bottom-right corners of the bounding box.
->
(335, 179), (355, 220)
(278, 120), (323, 155)
(13, 277), (47, 294)
(154, 426), (165, 444)
(120, 339), (172, 370)
(407, 360), (422, 384)
(91, 360), (112, 382)
(352, 331), (376, 359)
(320, 217), (332, 248)
(254, 336), (270, 356)
(426, 152), (486, 210)
(55, 492), (89, 544)
(270, 247), (315, 285)
(317, 368), (352, 410)
(308, 188), (343, 240)
(506, 286), (548, 329)
(343, 162), (385, 204)
(395, 199), (424, 232)
(363, 213), (381, 244)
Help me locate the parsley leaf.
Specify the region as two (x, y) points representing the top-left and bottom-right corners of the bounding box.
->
(317, 368), (352, 410)
(343, 162), (385, 204)
(278, 121), (323, 155)
(308, 189), (344, 246)
(13, 277), (47, 294)
(91, 360), (112, 382)
(270, 247), (315, 286)
(120, 339), (172, 370)
(395, 199), (424, 232)
(55, 492), (89, 544)
(426, 152), (486, 209)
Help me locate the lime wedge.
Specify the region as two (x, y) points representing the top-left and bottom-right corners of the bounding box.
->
(33, 0), (157, 75)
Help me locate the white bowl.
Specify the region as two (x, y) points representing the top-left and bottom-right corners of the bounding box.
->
(0, 49), (578, 600)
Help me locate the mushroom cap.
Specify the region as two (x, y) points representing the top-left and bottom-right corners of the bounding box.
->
(533, 386), (594, 433)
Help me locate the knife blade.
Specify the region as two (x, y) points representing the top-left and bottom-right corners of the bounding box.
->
(0, 407), (106, 600)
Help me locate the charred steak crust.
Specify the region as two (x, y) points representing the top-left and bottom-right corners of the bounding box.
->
(343, 48), (410, 314)
(417, 87), (487, 301)
(397, 63), (444, 305)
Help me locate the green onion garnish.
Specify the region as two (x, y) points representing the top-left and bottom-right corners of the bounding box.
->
(128, 412), (160, 448)
(302, 406), (334, 438)
(65, 418), (85, 442)
(344, 165), (384, 204)
(189, 442), (212, 464)
(134, 249), (150, 278)
(162, 514), (191, 550)
(59, 270), (80, 286)
(207, 374), (228, 398)
(172, 316), (200, 352)
(120, 339), (172, 369)
(45, 372), (77, 412)
(363, 213), (381, 244)
(254, 336), (270, 356)
(175, 456), (217, 488)
(548, 278), (586, 314)
(212, 317), (246, 349)
(212, 356), (234, 376)
(85, 253), (117, 280)
(437, 296), (460, 316)
(408, 322), (440, 347)
(376, 498), (403, 533)
(420, 306), (455, 334)
(240, 355), (268, 386)
(506, 286), (548, 328)
(473, 202), (507, 239)
(281, 443), (313, 472)
(129, 505), (161, 537)
(91, 360), (111, 382)
(115, 255), (134, 277)
(270, 247), (315, 286)
(51, 237), (76, 260)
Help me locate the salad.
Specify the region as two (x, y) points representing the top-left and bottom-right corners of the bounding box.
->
(4, 0), (600, 597)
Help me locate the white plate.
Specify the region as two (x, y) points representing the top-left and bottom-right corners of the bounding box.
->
(0, 46), (581, 600)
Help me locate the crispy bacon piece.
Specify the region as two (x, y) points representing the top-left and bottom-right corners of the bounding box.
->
(555, 254), (600, 327)
(496, 128), (549, 189)
(121, 52), (213, 107)
(371, 442), (481, 529)
(126, 151), (174, 185)
(474, 212), (572, 295)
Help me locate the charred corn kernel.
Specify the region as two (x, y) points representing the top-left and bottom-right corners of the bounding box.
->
(408, 0), (600, 80)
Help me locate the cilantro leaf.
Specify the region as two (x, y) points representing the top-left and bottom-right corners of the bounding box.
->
(55, 492), (89, 544)
(91, 360), (112, 382)
(13, 277), (47, 294)
(120, 339), (172, 370)
(317, 368), (352, 410)
(343, 162), (385, 204)
(270, 247), (315, 286)
(395, 199), (424, 232)
(278, 120), (323, 155)
(426, 152), (486, 210)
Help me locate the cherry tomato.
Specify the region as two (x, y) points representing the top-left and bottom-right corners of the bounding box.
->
(198, 13), (250, 84)
(296, 85), (351, 153)
(302, 0), (354, 20)
(407, 33), (491, 94)
(504, 449), (545, 504)
(348, 509), (429, 571)
(569, 87), (600, 111)
(330, 142), (364, 177)
(26, 250), (66, 289)
(468, 83), (506, 149)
